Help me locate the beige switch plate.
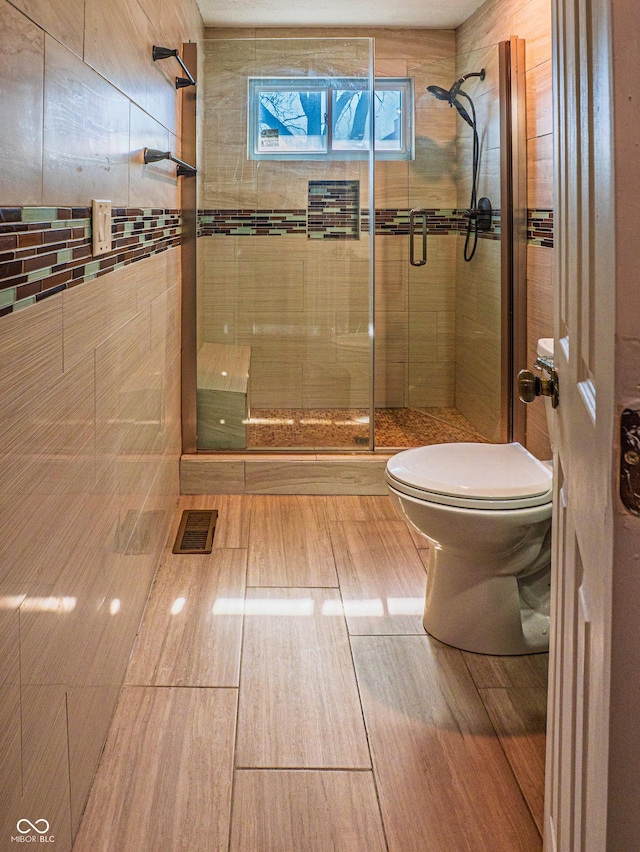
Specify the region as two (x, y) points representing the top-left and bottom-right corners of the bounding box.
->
(92, 199), (112, 256)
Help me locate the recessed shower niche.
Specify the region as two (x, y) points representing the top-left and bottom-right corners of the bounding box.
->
(191, 32), (525, 452)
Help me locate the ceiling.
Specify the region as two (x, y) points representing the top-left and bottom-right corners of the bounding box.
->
(196, 0), (488, 30)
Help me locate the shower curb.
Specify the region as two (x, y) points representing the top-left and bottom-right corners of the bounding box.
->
(180, 453), (394, 495)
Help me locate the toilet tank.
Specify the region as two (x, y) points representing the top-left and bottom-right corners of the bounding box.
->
(537, 338), (555, 454)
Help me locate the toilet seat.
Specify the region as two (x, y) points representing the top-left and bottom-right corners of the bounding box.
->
(386, 442), (553, 510)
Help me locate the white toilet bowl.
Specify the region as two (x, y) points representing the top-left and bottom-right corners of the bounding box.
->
(386, 442), (552, 655)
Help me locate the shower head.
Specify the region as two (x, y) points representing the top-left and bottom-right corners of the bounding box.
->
(426, 85), (452, 101)
(426, 68), (486, 126)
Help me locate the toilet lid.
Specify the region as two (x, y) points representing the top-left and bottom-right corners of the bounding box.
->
(386, 442), (552, 502)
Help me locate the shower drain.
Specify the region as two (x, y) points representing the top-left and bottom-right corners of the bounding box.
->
(172, 510), (218, 554)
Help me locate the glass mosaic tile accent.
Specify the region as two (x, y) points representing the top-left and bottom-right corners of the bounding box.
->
(196, 207), (516, 242)
(308, 181), (360, 240)
(198, 210), (307, 236)
(527, 209), (554, 247)
(0, 207), (181, 317)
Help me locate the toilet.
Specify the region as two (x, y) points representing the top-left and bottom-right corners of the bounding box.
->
(386, 341), (555, 655)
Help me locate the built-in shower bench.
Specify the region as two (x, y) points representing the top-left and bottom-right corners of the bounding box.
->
(197, 342), (251, 449)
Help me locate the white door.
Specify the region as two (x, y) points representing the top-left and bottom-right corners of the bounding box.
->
(545, 0), (640, 848)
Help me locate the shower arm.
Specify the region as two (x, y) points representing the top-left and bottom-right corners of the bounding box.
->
(143, 147), (197, 177)
(152, 45), (196, 89)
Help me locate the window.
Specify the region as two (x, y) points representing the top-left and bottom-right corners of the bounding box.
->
(248, 77), (413, 161)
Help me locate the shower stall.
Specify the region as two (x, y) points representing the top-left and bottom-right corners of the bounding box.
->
(189, 33), (526, 453)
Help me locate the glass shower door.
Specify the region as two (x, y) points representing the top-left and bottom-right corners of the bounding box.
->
(196, 37), (375, 451)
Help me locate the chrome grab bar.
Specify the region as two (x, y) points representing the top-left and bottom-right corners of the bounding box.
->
(409, 208), (428, 266)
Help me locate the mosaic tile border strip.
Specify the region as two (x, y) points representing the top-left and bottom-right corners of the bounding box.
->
(197, 207), (508, 241)
(528, 209), (554, 248)
(198, 209), (307, 237)
(362, 208), (503, 240)
(0, 207), (181, 316)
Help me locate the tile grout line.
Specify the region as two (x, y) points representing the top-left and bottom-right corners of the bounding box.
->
(225, 497), (252, 852)
(459, 653), (544, 843)
(329, 507), (392, 852)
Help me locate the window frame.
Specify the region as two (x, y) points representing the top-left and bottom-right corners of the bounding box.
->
(247, 76), (414, 161)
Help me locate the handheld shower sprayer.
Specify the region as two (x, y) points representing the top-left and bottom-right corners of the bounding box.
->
(426, 68), (491, 261)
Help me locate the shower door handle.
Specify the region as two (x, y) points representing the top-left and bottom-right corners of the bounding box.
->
(409, 208), (428, 266)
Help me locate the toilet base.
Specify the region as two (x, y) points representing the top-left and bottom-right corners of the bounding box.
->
(422, 547), (550, 656)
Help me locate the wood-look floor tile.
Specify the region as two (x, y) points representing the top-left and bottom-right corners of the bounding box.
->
(125, 549), (246, 687)
(236, 588), (370, 769)
(462, 651), (549, 689)
(479, 687), (548, 834)
(351, 636), (541, 851)
(247, 496), (338, 586)
(73, 687), (236, 852)
(324, 494), (398, 522)
(230, 770), (387, 851)
(331, 520), (426, 634)
(177, 494), (252, 549)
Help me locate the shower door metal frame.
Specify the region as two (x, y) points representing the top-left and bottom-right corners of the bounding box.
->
(499, 36), (528, 445)
(185, 37), (376, 455)
(181, 41), (198, 454)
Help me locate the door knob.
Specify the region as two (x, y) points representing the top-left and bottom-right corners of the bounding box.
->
(517, 367), (559, 408)
(517, 369), (539, 403)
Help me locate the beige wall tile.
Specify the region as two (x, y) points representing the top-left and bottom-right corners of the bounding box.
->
(249, 359), (303, 408)
(236, 261), (305, 313)
(515, 0), (553, 70)
(43, 36), (130, 206)
(63, 264), (139, 372)
(410, 56), (456, 110)
(129, 103), (178, 209)
(9, 0), (85, 56)
(409, 311), (438, 362)
(0, 357), (93, 505)
(375, 311), (408, 363)
(526, 59), (553, 140)
(84, 0), (177, 134)
(408, 254), (456, 313)
(0, 0), (200, 842)
(528, 132), (554, 208)
(238, 310), (338, 360)
(375, 360), (406, 408)
(456, 0), (520, 56)
(0, 295), (63, 417)
(0, 607), (21, 841)
(375, 160), (409, 207)
(364, 28), (455, 63)
(67, 685), (121, 836)
(302, 361), (369, 408)
(20, 685), (73, 850)
(0, 2), (44, 206)
(408, 360), (455, 407)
